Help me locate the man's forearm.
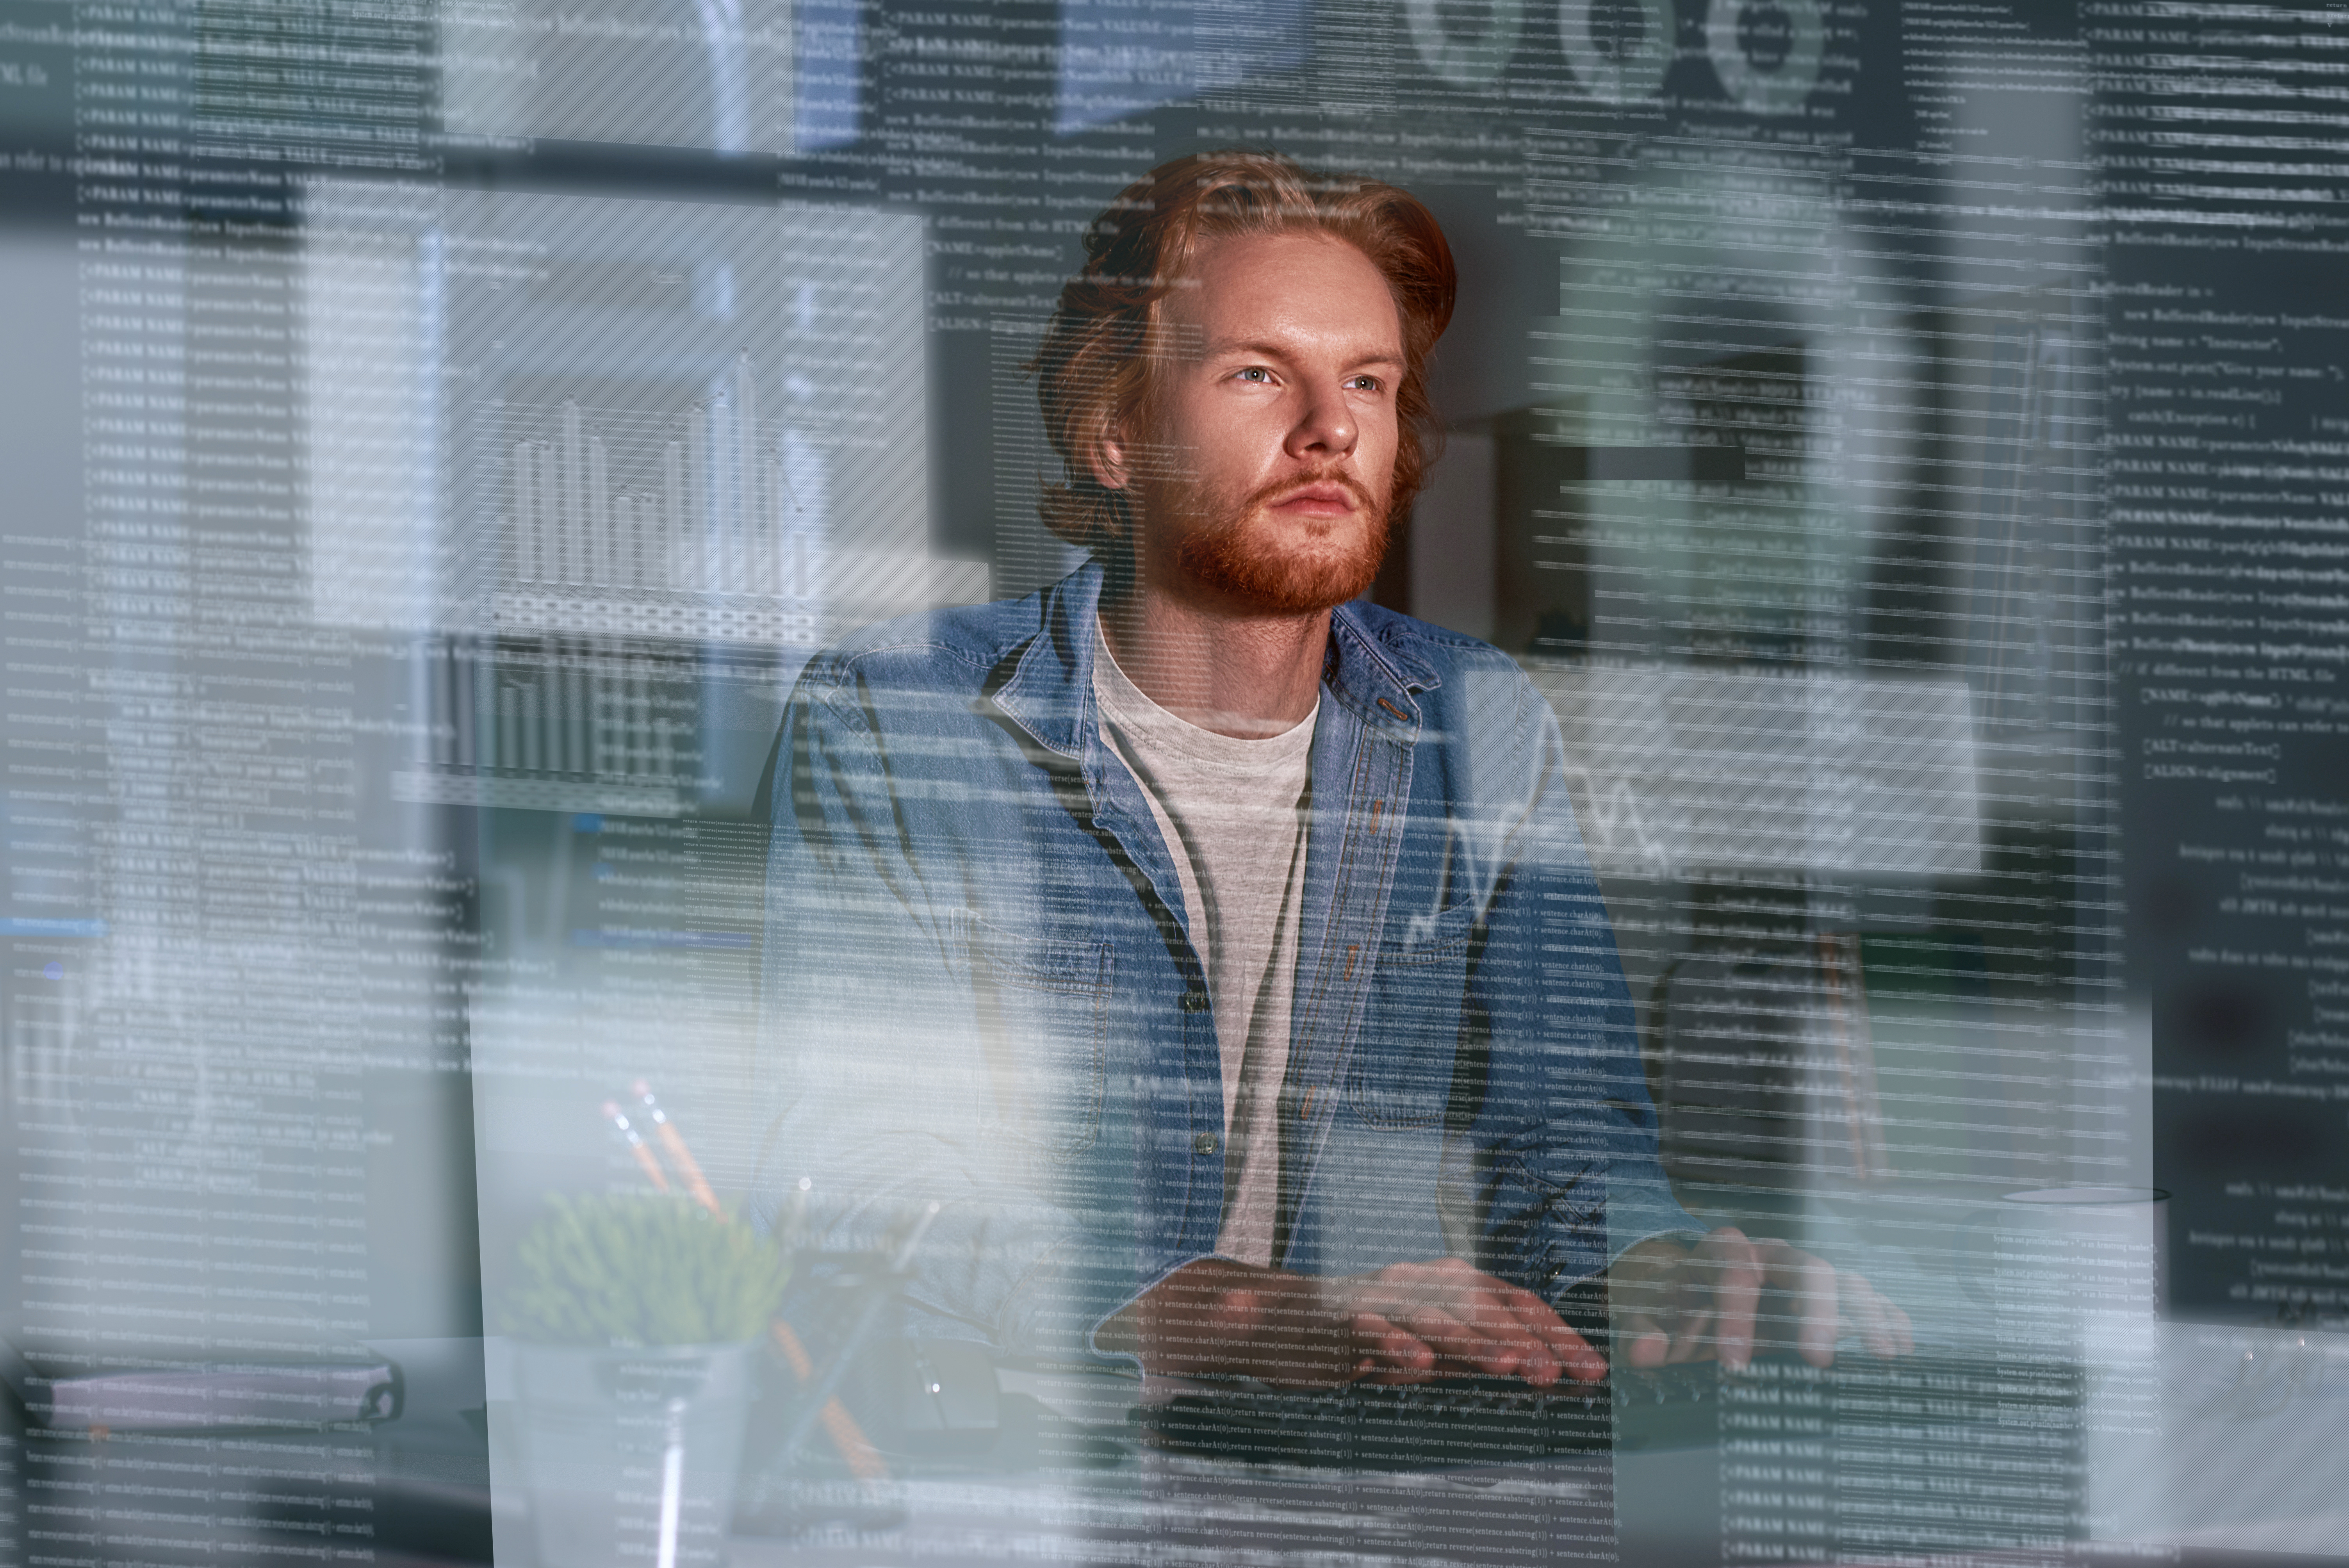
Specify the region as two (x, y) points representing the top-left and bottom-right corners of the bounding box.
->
(1103, 1257), (1349, 1380)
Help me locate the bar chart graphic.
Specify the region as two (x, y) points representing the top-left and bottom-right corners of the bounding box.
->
(484, 352), (829, 644)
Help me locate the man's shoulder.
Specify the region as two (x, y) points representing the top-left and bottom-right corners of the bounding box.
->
(1339, 600), (1536, 699)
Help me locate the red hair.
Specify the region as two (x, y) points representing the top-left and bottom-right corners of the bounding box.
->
(1030, 150), (1457, 554)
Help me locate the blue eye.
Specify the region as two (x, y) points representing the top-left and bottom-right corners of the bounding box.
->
(1235, 366), (1271, 383)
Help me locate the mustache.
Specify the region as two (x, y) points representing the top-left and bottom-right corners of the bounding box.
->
(1243, 465), (1379, 516)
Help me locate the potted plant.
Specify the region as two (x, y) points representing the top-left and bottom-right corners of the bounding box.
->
(503, 1193), (790, 1568)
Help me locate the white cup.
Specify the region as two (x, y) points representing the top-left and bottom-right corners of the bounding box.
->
(1978, 1186), (2167, 1367)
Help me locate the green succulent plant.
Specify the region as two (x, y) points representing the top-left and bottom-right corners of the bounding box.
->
(504, 1193), (791, 1347)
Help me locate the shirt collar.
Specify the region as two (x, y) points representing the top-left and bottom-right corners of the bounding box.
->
(988, 557), (1443, 759)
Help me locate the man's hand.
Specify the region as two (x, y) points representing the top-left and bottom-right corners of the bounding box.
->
(1105, 1255), (1607, 1389)
(1608, 1227), (1914, 1370)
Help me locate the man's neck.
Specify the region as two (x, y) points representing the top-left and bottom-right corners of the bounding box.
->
(1097, 579), (1328, 740)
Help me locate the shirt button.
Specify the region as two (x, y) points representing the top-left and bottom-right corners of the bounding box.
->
(1193, 1132), (1219, 1157)
(1180, 989), (1209, 1014)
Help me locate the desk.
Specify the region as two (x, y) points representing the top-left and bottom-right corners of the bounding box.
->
(463, 1324), (2349, 1567)
(727, 1450), (1619, 1568)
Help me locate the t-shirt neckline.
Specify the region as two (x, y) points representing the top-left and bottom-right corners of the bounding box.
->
(1091, 618), (1319, 768)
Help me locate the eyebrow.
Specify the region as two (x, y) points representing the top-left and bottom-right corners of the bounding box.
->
(1207, 337), (1406, 372)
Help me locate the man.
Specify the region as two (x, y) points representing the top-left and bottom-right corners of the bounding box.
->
(755, 151), (1909, 1389)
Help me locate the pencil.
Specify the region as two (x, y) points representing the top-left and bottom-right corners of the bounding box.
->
(633, 1081), (721, 1217)
(601, 1101), (671, 1193)
(770, 1320), (888, 1482)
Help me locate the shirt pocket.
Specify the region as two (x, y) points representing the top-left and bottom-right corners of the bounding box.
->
(962, 913), (1113, 1160)
(1347, 903), (1477, 1130)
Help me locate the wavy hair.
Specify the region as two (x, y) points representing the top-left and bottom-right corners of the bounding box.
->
(1029, 150), (1457, 556)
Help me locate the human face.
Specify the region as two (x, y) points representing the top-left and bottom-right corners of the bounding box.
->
(1102, 230), (1406, 616)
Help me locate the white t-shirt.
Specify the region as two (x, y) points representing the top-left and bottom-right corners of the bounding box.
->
(1093, 624), (1315, 1269)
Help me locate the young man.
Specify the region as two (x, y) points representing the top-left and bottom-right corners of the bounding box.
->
(756, 151), (1908, 1388)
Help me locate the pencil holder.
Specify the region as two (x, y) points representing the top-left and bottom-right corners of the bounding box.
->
(500, 1193), (791, 1564)
(512, 1340), (759, 1568)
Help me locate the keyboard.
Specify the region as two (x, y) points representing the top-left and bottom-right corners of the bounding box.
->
(1138, 1352), (2069, 1471)
(1140, 1359), (1705, 1469)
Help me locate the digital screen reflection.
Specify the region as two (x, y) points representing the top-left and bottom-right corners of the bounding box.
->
(0, 3), (2344, 1566)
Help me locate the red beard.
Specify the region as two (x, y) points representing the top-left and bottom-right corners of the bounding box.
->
(1166, 463), (1394, 615)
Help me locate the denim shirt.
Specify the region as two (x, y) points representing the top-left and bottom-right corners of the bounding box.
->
(751, 560), (1696, 1367)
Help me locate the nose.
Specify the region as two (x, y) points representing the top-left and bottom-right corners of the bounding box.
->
(1285, 376), (1357, 463)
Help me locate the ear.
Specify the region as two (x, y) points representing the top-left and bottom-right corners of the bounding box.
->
(1087, 415), (1130, 492)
